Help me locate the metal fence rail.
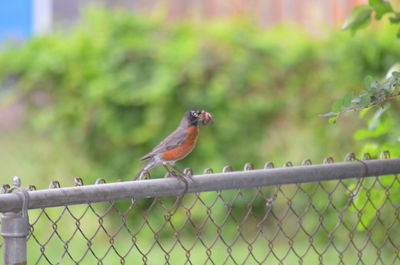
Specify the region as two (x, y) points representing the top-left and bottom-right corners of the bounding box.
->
(1, 155), (400, 264)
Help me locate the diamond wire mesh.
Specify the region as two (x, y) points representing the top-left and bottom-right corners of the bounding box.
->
(1, 157), (400, 264)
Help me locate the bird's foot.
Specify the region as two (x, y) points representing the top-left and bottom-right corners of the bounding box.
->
(168, 170), (181, 178)
(162, 164), (189, 193)
(171, 165), (193, 178)
(170, 172), (189, 194)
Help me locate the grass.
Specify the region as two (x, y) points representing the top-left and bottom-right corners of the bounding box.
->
(0, 131), (94, 187)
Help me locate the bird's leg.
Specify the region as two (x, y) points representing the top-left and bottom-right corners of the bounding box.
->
(134, 159), (157, 180)
(162, 163), (178, 177)
(169, 164), (188, 177)
(162, 162), (188, 194)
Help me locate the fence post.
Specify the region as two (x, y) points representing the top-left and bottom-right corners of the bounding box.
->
(1, 177), (29, 265)
(1, 212), (29, 265)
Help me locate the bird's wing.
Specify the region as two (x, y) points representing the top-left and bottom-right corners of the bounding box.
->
(140, 127), (188, 161)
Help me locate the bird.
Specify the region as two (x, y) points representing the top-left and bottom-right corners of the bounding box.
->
(134, 109), (214, 182)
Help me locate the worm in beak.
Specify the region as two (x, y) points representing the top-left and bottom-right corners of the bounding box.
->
(201, 111), (214, 125)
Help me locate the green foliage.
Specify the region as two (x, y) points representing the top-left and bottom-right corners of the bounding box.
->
(342, 0), (400, 35)
(342, 5), (373, 33)
(1, 8), (400, 183)
(322, 64), (400, 230)
(369, 0), (393, 19)
(349, 103), (400, 228)
(321, 70), (400, 118)
(329, 0), (400, 230)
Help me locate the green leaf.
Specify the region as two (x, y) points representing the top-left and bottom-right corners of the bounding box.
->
(397, 27), (400, 39)
(319, 112), (338, 117)
(354, 118), (393, 140)
(369, 81), (380, 91)
(332, 99), (343, 113)
(389, 13), (400, 23)
(343, 92), (353, 107)
(360, 95), (372, 106)
(368, 107), (386, 130)
(364, 75), (373, 88)
(359, 107), (371, 118)
(369, 0), (393, 19)
(329, 117), (337, 124)
(342, 5), (373, 32)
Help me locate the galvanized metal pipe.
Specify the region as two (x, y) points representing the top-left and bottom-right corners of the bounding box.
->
(0, 158), (399, 213)
(1, 212), (28, 265)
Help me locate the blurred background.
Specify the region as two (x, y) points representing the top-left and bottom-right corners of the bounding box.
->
(0, 0), (381, 181)
(1, 0), (398, 186)
(1, 0), (400, 264)
(0, 0), (364, 38)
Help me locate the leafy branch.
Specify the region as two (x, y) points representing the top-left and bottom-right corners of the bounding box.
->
(343, 0), (400, 38)
(331, 0), (400, 231)
(322, 0), (400, 122)
(321, 71), (400, 123)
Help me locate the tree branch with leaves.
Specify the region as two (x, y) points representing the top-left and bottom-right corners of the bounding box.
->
(321, 68), (400, 123)
(324, 0), (400, 229)
(322, 0), (400, 123)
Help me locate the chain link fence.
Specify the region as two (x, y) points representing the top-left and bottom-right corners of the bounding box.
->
(1, 154), (400, 264)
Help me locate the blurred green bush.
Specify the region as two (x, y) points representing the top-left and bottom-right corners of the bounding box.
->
(1, 8), (399, 182)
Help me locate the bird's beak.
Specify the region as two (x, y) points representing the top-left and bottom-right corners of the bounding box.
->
(199, 111), (214, 125)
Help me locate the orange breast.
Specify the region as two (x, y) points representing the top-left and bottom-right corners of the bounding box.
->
(162, 126), (199, 161)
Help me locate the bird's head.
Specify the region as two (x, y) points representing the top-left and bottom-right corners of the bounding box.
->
(186, 109), (214, 126)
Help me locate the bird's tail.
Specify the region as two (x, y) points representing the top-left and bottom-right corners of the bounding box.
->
(134, 159), (158, 180)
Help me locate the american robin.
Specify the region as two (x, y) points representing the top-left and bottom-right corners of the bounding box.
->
(134, 109), (213, 181)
